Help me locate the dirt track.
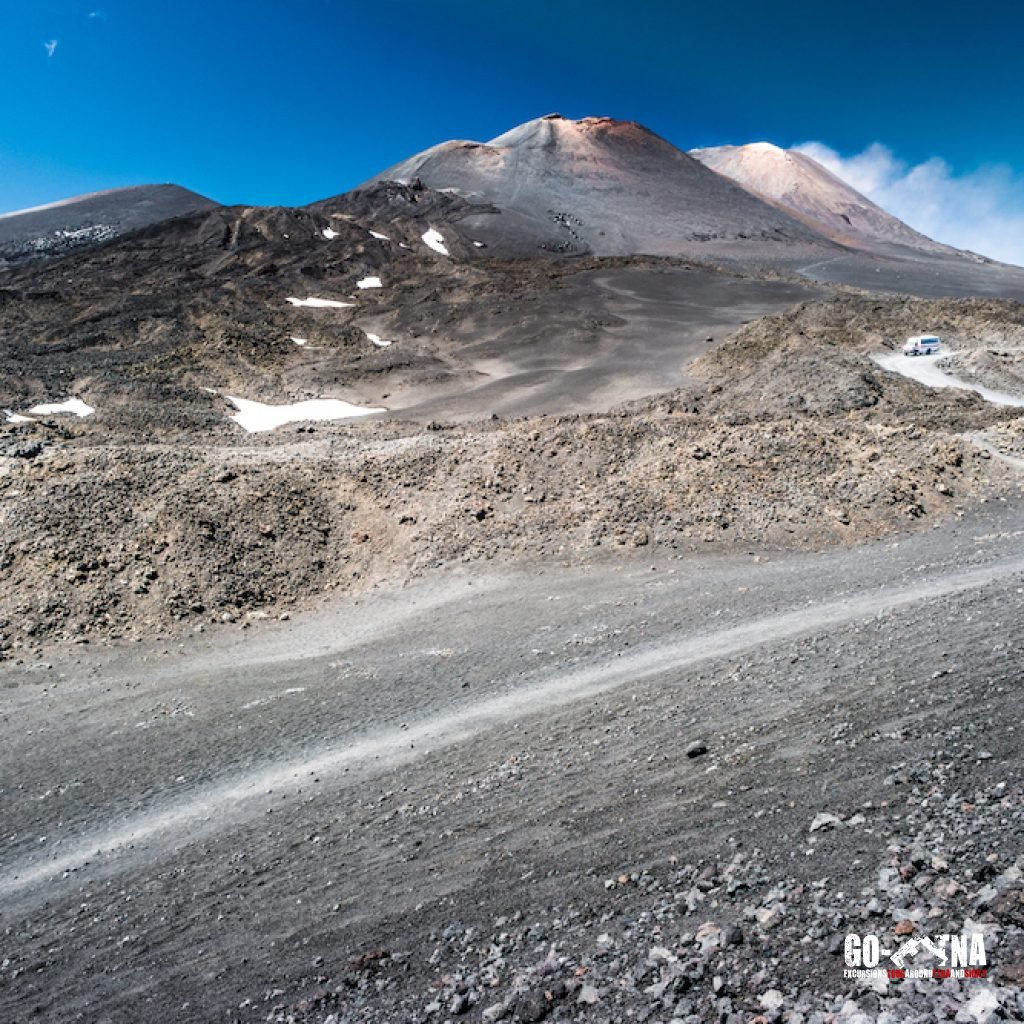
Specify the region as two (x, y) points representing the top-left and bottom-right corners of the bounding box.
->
(2, 498), (1023, 1023)
(3, 197), (1024, 1021)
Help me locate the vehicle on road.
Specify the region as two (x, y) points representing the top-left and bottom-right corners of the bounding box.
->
(903, 334), (942, 356)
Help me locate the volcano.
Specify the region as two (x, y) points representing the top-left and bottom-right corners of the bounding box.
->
(361, 114), (831, 259)
(690, 142), (956, 256)
(0, 184), (218, 265)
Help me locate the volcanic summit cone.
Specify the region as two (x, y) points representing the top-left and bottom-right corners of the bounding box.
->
(690, 142), (957, 256)
(362, 114), (826, 258)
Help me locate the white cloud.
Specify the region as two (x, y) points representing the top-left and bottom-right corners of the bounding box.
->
(88, 10), (108, 19)
(795, 140), (1024, 267)
(44, 39), (58, 58)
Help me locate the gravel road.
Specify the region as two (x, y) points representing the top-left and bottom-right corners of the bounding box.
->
(872, 351), (1024, 409)
(2, 501), (1023, 1023)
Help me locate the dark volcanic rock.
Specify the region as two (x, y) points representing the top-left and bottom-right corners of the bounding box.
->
(359, 113), (831, 259)
(358, 114), (1024, 299)
(0, 183), (218, 266)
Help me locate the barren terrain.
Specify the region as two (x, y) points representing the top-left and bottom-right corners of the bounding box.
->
(2, 500), (1023, 1023)
(2, 160), (1024, 1023)
(5, 283), (1024, 660)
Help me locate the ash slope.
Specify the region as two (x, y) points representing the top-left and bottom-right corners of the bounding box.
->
(2, 514), (1023, 1024)
(686, 142), (1024, 299)
(690, 142), (955, 256)
(361, 114), (833, 260)
(3, 289), (1023, 658)
(0, 179), (822, 430)
(362, 114), (1024, 300)
(0, 183), (488, 431)
(0, 184), (218, 266)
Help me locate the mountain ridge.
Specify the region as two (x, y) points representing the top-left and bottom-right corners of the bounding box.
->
(360, 113), (832, 259)
(689, 141), (958, 257)
(0, 184), (218, 265)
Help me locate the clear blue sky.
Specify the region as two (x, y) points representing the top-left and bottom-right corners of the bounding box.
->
(2, 0), (1022, 212)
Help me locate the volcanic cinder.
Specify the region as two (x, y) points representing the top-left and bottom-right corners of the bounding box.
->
(0, 183), (217, 265)
(2, 112), (1024, 1024)
(362, 113), (828, 259)
(690, 141), (958, 255)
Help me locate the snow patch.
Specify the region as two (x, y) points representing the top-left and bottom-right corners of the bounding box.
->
(872, 351), (1024, 407)
(422, 228), (450, 256)
(29, 398), (95, 418)
(226, 395), (385, 433)
(290, 337), (309, 346)
(356, 276), (382, 289)
(365, 332), (392, 348)
(244, 688), (306, 710)
(322, 227), (339, 240)
(369, 230), (390, 241)
(4, 409), (34, 424)
(286, 296), (355, 309)
(473, 240), (485, 248)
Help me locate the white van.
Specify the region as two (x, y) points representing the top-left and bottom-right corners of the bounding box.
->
(903, 334), (941, 356)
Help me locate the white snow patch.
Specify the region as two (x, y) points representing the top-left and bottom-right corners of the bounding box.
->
(422, 228), (450, 256)
(290, 337), (309, 346)
(872, 351), (1024, 407)
(28, 398), (94, 418)
(356, 276), (382, 289)
(226, 395), (385, 433)
(4, 409), (34, 424)
(243, 686), (307, 711)
(322, 227), (339, 240)
(365, 332), (392, 349)
(473, 240), (485, 248)
(963, 988), (1000, 1023)
(286, 296), (355, 309)
(369, 230), (390, 241)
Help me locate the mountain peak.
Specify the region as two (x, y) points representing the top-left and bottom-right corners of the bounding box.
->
(0, 184), (214, 222)
(361, 115), (823, 258)
(0, 184), (218, 264)
(485, 113), (673, 154)
(691, 143), (954, 255)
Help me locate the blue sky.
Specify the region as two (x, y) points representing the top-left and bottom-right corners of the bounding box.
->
(2, 1), (1023, 258)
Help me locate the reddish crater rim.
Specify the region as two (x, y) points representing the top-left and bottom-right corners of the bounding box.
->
(540, 113), (649, 133)
(576, 116), (655, 135)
